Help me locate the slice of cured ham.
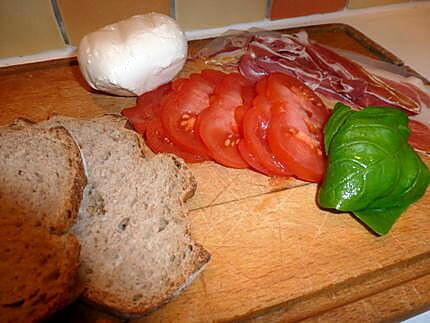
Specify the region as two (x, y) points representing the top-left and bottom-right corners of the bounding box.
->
(196, 30), (430, 153)
(239, 31), (429, 114)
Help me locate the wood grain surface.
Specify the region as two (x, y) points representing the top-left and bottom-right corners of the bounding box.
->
(2, 24), (429, 322)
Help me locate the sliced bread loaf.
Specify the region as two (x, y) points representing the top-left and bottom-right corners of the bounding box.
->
(0, 122), (86, 233)
(0, 213), (81, 323)
(40, 115), (210, 317)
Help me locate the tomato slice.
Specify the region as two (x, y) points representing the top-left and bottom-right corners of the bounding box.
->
(241, 95), (291, 176)
(172, 78), (187, 91)
(266, 73), (330, 182)
(215, 73), (255, 107)
(198, 102), (248, 168)
(136, 83), (172, 108)
(122, 83), (171, 134)
(255, 77), (268, 95)
(201, 69), (227, 88)
(197, 74), (254, 168)
(146, 118), (209, 163)
(188, 73), (214, 94)
(266, 73), (330, 137)
(121, 105), (147, 134)
(268, 101), (325, 182)
(237, 140), (271, 175)
(160, 77), (213, 158)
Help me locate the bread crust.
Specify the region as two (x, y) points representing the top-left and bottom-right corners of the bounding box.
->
(81, 245), (210, 318)
(38, 114), (210, 318)
(47, 126), (88, 233)
(0, 121), (87, 233)
(0, 118), (86, 322)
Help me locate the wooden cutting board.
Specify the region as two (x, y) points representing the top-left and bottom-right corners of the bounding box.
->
(2, 24), (429, 322)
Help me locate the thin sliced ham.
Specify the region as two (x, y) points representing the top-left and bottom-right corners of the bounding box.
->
(239, 31), (426, 114)
(196, 30), (430, 153)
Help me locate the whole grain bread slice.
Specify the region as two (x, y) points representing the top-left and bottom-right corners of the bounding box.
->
(39, 114), (210, 317)
(0, 122), (86, 233)
(0, 213), (81, 323)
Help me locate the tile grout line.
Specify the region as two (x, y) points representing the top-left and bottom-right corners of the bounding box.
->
(50, 0), (71, 46)
(170, 0), (176, 19)
(265, 0), (273, 19)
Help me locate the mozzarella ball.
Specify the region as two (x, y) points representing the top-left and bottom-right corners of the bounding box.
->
(77, 13), (187, 96)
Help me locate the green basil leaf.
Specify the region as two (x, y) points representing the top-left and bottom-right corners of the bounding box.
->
(323, 103), (354, 155)
(318, 105), (429, 235)
(354, 206), (407, 235)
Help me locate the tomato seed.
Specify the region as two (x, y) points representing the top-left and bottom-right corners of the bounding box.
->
(188, 117), (196, 129)
(288, 128), (298, 135)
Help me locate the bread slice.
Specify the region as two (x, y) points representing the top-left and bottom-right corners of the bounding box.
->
(39, 115), (210, 317)
(0, 122), (86, 233)
(0, 213), (81, 323)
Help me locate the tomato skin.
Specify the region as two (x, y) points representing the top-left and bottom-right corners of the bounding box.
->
(198, 103), (248, 168)
(215, 73), (255, 107)
(160, 78), (213, 158)
(267, 102), (326, 182)
(122, 83), (171, 134)
(188, 73), (214, 94)
(136, 83), (172, 108)
(197, 73), (254, 169)
(121, 105), (149, 134)
(241, 95), (291, 176)
(255, 77), (268, 95)
(263, 72), (330, 182)
(234, 104), (248, 135)
(146, 118), (209, 163)
(201, 69), (227, 88)
(266, 73), (330, 130)
(172, 78), (187, 91)
(238, 140), (272, 175)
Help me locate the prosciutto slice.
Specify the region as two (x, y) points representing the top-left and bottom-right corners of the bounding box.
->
(238, 31), (430, 113)
(196, 30), (430, 153)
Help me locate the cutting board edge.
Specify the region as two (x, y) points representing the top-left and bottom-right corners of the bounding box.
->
(231, 251), (430, 322)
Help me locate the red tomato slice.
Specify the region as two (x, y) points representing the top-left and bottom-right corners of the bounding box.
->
(268, 101), (326, 182)
(197, 74), (255, 168)
(188, 73), (215, 94)
(122, 83), (171, 134)
(266, 73), (330, 137)
(201, 69), (227, 88)
(136, 83), (172, 108)
(198, 102), (248, 168)
(234, 104), (248, 136)
(146, 118), (209, 163)
(266, 73), (330, 182)
(172, 78), (187, 91)
(255, 77), (268, 95)
(241, 95), (291, 176)
(238, 140), (272, 175)
(215, 73), (255, 107)
(160, 78), (213, 158)
(121, 105), (148, 134)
